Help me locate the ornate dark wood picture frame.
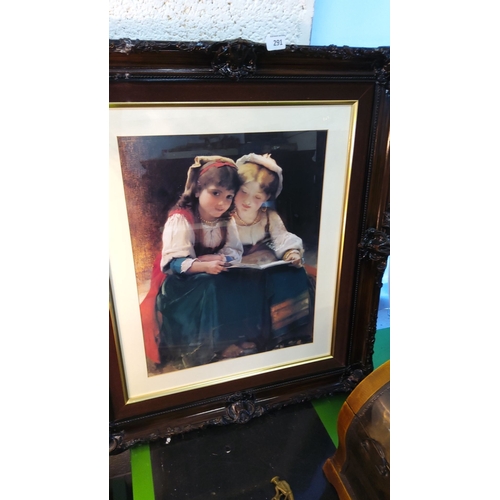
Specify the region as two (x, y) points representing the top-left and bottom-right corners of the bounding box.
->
(109, 39), (390, 453)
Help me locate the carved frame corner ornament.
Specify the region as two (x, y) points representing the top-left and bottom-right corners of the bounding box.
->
(109, 430), (124, 454)
(213, 391), (265, 425)
(382, 207), (390, 232)
(343, 369), (365, 391)
(358, 228), (390, 271)
(209, 39), (262, 80)
(374, 49), (390, 94)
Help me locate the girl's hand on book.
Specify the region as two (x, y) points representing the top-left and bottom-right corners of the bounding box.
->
(283, 250), (303, 268)
(204, 260), (227, 274)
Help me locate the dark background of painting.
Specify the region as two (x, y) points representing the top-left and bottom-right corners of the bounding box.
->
(117, 130), (327, 294)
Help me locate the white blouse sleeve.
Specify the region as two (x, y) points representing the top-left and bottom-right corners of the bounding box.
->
(219, 217), (243, 263)
(160, 213), (196, 271)
(268, 210), (304, 259)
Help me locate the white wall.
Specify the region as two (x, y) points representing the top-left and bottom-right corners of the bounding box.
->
(109, 0), (315, 45)
(109, 0), (390, 47)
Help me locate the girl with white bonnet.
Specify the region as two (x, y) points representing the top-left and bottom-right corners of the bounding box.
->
(234, 153), (304, 266)
(232, 153), (314, 349)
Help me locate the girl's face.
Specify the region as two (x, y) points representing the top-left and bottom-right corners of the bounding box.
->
(235, 181), (270, 217)
(196, 184), (235, 221)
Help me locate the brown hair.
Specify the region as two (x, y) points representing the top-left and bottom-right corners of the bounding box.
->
(237, 162), (280, 200)
(177, 163), (240, 217)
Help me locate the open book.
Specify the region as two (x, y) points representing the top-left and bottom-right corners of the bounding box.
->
(226, 259), (291, 270)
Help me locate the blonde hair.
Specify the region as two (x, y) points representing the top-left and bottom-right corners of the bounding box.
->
(238, 162), (280, 200)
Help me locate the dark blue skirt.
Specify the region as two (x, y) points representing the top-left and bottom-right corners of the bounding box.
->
(156, 266), (313, 367)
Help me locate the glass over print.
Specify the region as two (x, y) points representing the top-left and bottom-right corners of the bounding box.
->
(119, 132), (322, 373)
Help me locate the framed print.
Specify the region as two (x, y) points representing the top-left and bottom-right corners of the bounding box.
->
(109, 40), (390, 453)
